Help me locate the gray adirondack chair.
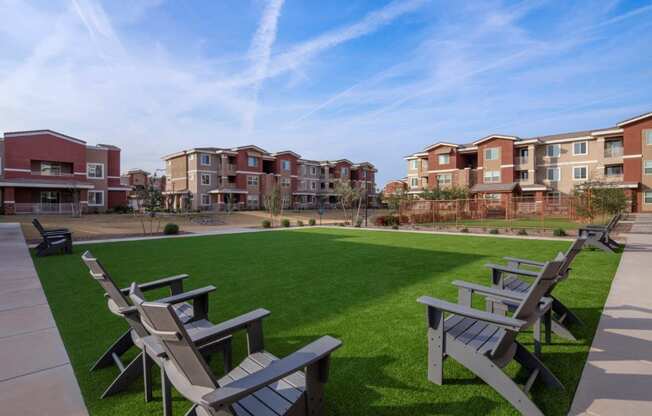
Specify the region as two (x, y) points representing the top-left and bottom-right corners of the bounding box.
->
(129, 285), (342, 416)
(33, 218), (72, 256)
(494, 237), (587, 341)
(418, 258), (565, 416)
(81, 250), (233, 414)
(578, 212), (620, 252)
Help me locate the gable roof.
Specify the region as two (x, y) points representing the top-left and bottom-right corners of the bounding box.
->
(472, 135), (519, 146)
(617, 111), (652, 127)
(4, 129), (86, 145)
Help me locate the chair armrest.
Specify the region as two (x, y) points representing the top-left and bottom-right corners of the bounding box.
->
(156, 285), (216, 304)
(502, 257), (545, 268)
(120, 274), (190, 295)
(486, 264), (539, 278)
(584, 224), (608, 230)
(201, 336), (342, 408)
(417, 296), (526, 331)
(188, 309), (271, 342)
(452, 280), (526, 302)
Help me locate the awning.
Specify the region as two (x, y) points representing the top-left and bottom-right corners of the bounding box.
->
(520, 184), (548, 192)
(0, 178), (94, 189)
(470, 182), (520, 193)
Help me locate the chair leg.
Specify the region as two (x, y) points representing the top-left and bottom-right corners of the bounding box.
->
(514, 342), (563, 390)
(143, 353), (154, 402)
(91, 330), (134, 371)
(552, 297), (583, 327)
(448, 344), (545, 416)
(161, 367), (172, 416)
(101, 352), (144, 398)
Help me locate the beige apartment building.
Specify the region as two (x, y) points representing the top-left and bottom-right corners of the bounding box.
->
(404, 111), (652, 212)
(162, 145), (377, 211)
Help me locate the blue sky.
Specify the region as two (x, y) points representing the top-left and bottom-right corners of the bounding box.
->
(1, 0), (651, 186)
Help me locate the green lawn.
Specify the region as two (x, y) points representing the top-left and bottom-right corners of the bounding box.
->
(32, 228), (621, 415)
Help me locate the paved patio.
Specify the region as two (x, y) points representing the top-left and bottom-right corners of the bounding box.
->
(570, 213), (652, 415)
(0, 223), (87, 415)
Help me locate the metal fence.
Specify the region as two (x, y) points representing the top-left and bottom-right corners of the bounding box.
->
(13, 203), (81, 215)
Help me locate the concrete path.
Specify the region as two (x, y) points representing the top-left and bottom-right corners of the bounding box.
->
(570, 213), (652, 415)
(0, 223), (88, 415)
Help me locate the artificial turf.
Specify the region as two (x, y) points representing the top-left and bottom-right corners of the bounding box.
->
(32, 228), (621, 415)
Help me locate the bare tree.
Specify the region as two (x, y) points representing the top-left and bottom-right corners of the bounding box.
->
(335, 181), (361, 224)
(262, 184), (282, 227)
(135, 174), (164, 235)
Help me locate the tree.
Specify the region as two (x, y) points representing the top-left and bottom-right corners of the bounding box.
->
(262, 184), (282, 227)
(383, 188), (406, 212)
(334, 181), (361, 224)
(420, 186), (469, 201)
(574, 181), (627, 220)
(135, 174), (164, 235)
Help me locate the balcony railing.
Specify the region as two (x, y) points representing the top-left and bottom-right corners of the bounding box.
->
(31, 170), (75, 177)
(515, 157), (528, 165)
(604, 147), (624, 158)
(14, 203), (79, 215)
(222, 164), (237, 175)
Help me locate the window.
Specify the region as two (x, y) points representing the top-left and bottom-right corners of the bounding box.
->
(88, 191), (104, 206)
(518, 148), (528, 158)
(483, 170), (500, 183)
(40, 191), (59, 204)
(545, 144), (560, 157)
(200, 154), (211, 166)
(247, 195), (259, 207)
(340, 167), (348, 177)
(438, 154), (450, 165)
(484, 193), (500, 201)
(247, 175), (259, 186)
(645, 160), (652, 175)
(189, 154), (195, 160)
(422, 160), (428, 170)
(310, 166), (317, 176)
(200, 194), (210, 206)
(437, 173), (452, 186)
(248, 156), (258, 167)
(87, 163), (104, 179)
(645, 191), (652, 204)
(281, 177), (291, 187)
(484, 148), (499, 161)
(645, 130), (652, 145)
(605, 164), (624, 177)
(200, 173), (211, 185)
(411, 160), (418, 169)
(573, 141), (588, 156)
(546, 167), (560, 181)
(363, 170), (368, 179)
(41, 162), (62, 176)
(517, 170), (529, 181)
(410, 177), (419, 187)
(573, 165), (588, 180)
(604, 139), (624, 157)
(311, 181), (316, 190)
(282, 160), (290, 171)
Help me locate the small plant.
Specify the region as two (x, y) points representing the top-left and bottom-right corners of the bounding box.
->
(163, 223), (179, 235)
(355, 218), (363, 228)
(553, 227), (567, 237)
(339, 222), (346, 227)
(489, 228), (499, 235)
(281, 218), (291, 228)
(517, 229), (528, 236)
(308, 218), (316, 226)
(391, 224), (399, 230)
(297, 220), (304, 227)
(262, 220), (271, 228)
(460, 227), (469, 233)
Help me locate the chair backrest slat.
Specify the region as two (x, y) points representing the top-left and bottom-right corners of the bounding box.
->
(32, 219), (46, 236)
(130, 290), (218, 390)
(558, 237), (586, 280)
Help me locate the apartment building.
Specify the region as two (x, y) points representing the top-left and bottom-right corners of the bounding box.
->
(0, 130), (130, 214)
(404, 111), (652, 212)
(162, 145), (377, 211)
(383, 179), (408, 196)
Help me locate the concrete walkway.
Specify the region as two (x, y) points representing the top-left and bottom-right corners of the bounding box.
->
(570, 213), (652, 415)
(0, 223), (87, 415)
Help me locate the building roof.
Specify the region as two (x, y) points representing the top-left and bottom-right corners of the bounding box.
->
(470, 182), (520, 193)
(4, 129), (86, 144)
(617, 111), (652, 127)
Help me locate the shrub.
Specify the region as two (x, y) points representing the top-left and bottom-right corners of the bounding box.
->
(297, 220), (304, 227)
(373, 215), (404, 227)
(489, 228), (499, 235)
(308, 218), (316, 226)
(391, 224), (399, 230)
(517, 229), (528, 236)
(113, 205), (131, 214)
(460, 227), (469, 233)
(281, 219), (291, 228)
(355, 218), (363, 228)
(163, 223), (179, 235)
(262, 220), (271, 228)
(553, 228), (567, 237)
(339, 222), (346, 227)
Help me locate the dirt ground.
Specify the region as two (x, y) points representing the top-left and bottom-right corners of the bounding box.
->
(2, 209), (388, 242)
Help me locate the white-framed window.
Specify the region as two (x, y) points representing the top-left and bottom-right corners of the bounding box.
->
(573, 165), (588, 180)
(200, 194), (210, 206)
(438, 154), (450, 165)
(281, 177), (291, 187)
(247, 194), (259, 207)
(200, 154), (211, 166)
(545, 144), (560, 157)
(422, 160), (428, 170)
(248, 156), (258, 167)
(484, 170), (500, 183)
(645, 160), (652, 175)
(605, 164), (624, 177)
(200, 173), (211, 185)
(410, 177), (419, 187)
(282, 160), (290, 171)
(87, 163), (104, 179)
(517, 170), (529, 181)
(546, 167), (560, 181)
(340, 167), (348, 177)
(247, 175), (259, 186)
(310, 166), (317, 176)
(645, 191), (652, 204)
(437, 173), (452, 186)
(518, 147), (528, 158)
(645, 130), (652, 145)
(311, 181), (316, 190)
(573, 141), (588, 156)
(41, 161), (62, 176)
(484, 148), (499, 161)
(484, 193), (501, 201)
(88, 190), (104, 206)
(410, 159), (418, 169)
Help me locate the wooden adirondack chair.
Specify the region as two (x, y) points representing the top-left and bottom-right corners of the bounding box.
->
(130, 285), (342, 416)
(33, 218), (72, 256)
(578, 212), (621, 252)
(493, 237), (587, 341)
(81, 250), (233, 415)
(418, 258), (565, 416)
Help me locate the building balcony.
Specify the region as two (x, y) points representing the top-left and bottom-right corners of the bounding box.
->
(31, 170), (76, 177)
(515, 157), (529, 166)
(604, 148), (624, 158)
(222, 164), (237, 176)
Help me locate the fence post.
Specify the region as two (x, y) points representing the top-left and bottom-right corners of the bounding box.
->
(455, 199), (459, 229)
